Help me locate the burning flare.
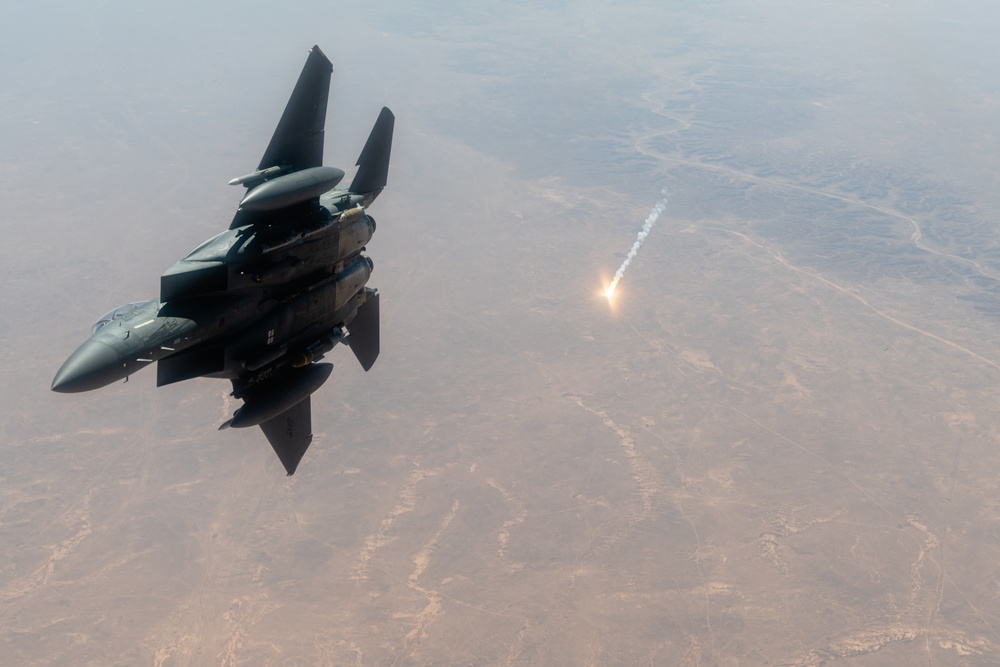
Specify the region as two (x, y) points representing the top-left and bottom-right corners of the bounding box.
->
(605, 191), (669, 299)
(605, 277), (620, 300)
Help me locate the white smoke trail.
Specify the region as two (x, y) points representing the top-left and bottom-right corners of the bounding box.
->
(606, 189), (669, 299)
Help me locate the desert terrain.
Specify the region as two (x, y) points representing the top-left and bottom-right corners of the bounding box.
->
(3, 2), (1000, 664)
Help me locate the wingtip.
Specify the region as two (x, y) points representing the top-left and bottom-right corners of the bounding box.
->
(309, 45), (332, 70)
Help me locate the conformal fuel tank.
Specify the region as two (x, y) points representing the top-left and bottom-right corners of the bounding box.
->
(239, 166), (345, 212)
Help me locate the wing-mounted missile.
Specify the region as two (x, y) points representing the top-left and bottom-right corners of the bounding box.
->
(228, 165), (285, 188)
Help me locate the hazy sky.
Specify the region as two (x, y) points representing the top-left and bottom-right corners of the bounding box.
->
(4, 1), (1000, 664)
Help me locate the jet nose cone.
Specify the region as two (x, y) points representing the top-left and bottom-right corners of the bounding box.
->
(51, 339), (122, 393)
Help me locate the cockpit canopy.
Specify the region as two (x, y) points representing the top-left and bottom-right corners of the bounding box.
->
(91, 300), (156, 335)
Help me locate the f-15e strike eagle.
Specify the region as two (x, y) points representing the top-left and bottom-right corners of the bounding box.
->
(52, 46), (394, 475)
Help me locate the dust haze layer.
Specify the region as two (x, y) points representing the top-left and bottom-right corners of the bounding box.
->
(4, 1), (1000, 665)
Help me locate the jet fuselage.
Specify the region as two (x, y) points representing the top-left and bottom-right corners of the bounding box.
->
(51, 45), (394, 475)
(52, 193), (376, 394)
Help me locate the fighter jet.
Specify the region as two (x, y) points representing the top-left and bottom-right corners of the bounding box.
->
(51, 46), (393, 475)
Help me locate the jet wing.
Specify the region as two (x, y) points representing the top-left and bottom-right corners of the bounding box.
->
(259, 45), (332, 173)
(230, 46), (333, 229)
(260, 396), (314, 476)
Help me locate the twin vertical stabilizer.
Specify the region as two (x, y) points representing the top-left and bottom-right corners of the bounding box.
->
(351, 107), (395, 202)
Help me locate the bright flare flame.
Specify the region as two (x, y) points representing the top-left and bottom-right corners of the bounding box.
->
(605, 278), (619, 300)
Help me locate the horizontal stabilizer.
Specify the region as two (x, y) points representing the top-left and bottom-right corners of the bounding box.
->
(260, 396), (313, 475)
(157, 346), (224, 386)
(349, 290), (379, 371)
(350, 107), (394, 198)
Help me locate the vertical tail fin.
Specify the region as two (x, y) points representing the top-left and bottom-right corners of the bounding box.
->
(350, 107), (394, 202)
